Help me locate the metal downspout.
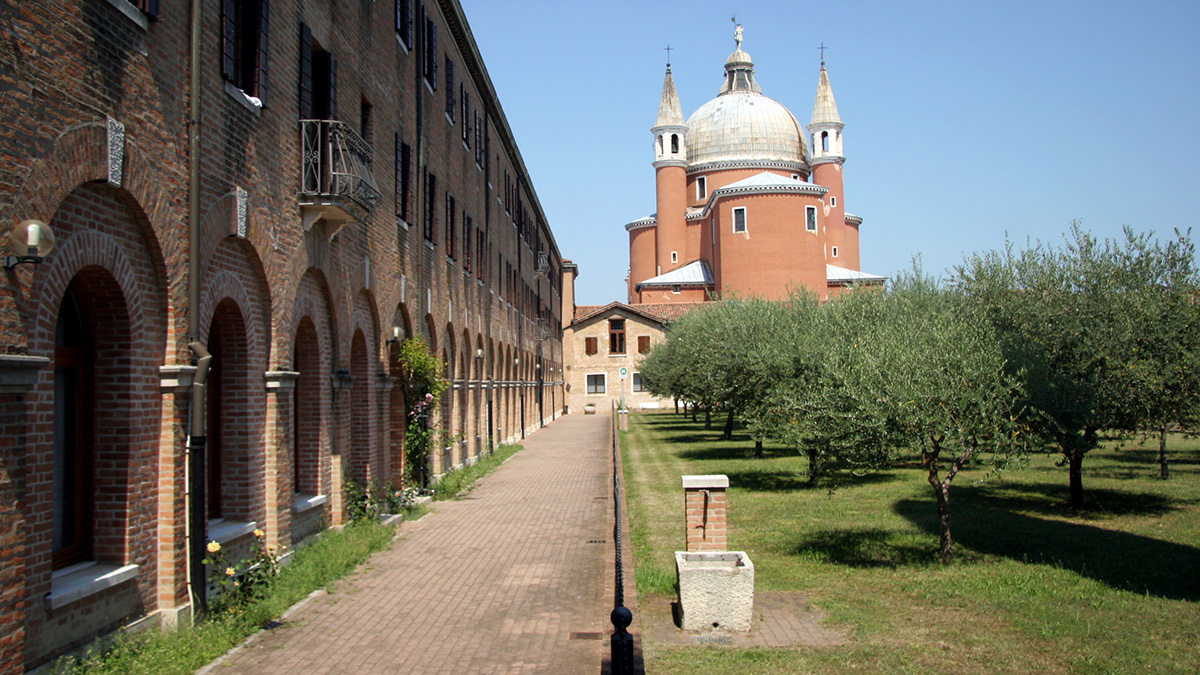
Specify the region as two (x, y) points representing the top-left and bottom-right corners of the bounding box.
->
(186, 0), (209, 617)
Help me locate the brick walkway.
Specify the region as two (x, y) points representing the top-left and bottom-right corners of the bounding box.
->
(209, 413), (618, 675)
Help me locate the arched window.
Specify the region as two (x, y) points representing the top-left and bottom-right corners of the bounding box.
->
(657, 135), (663, 153)
(821, 131), (829, 152)
(53, 286), (92, 568)
(671, 134), (679, 154)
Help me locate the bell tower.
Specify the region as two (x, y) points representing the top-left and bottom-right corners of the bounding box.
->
(808, 55), (857, 269)
(651, 61), (688, 278)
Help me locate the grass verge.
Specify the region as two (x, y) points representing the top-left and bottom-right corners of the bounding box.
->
(624, 411), (1200, 674)
(56, 520), (396, 675)
(432, 443), (523, 500)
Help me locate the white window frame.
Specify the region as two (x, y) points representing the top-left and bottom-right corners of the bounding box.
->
(586, 373), (606, 395)
(732, 206), (747, 233)
(696, 176), (707, 200)
(670, 251), (678, 263)
(805, 206), (817, 232)
(830, 196), (837, 206)
(672, 284), (681, 294)
(632, 372), (644, 392)
(832, 245), (839, 258)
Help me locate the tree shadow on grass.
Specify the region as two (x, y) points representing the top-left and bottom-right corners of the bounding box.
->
(968, 481), (1194, 517)
(677, 444), (794, 462)
(721, 468), (901, 493)
(787, 528), (936, 568)
(894, 497), (1200, 601)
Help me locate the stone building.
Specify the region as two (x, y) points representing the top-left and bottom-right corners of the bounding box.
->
(627, 25), (884, 304)
(0, 0), (563, 670)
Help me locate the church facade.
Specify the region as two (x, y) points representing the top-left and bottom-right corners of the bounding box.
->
(626, 27), (883, 304)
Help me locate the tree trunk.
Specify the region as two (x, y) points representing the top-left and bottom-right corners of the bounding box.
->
(933, 479), (953, 564)
(691, 404), (697, 423)
(704, 409), (711, 430)
(674, 398), (679, 415)
(1159, 425), (1170, 480)
(722, 410), (734, 441)
(1068, 449), (1085, 510)
(754, 439), (763, 459)
(806, 445), (819, 485)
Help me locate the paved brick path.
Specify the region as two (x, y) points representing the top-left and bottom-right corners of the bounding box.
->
(210, 413), (617, 675)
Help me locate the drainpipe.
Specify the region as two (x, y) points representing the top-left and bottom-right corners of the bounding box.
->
(186, 0), (209, 616)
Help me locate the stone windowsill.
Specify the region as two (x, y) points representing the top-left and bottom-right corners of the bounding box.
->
(293, 494), (328, 513)
(207, 518), (258, 545)
(47, 561), (140, 611)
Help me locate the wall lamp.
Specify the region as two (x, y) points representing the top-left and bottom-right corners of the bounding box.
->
(4, 219), (54, 270)
(475, 348), (484, 360)
(385, 326), (402, 345)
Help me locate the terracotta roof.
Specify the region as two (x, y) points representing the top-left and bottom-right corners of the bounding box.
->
(571, 301), (706, 326)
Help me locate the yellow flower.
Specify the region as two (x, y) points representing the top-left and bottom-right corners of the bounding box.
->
(206, 541), (221, 554)
(253, 529), (265, 539)
(225, 567), (236, 577)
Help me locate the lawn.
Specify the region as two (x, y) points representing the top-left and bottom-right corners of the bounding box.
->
(622, 411), (1200, 674)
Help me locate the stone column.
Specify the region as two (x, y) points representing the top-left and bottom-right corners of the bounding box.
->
(264, 371), (299, 551)
(683, 475), (728, 552)
(156, 364), (196, 628)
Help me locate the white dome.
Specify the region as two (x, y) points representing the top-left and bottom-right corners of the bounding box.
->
(686, 91), (809, 167)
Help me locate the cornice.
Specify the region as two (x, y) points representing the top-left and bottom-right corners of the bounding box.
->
(653, 159), (688, 169)
(687, 158), (810, 176)
(624, 217), (657, 232)
(811, 155), (845, 167)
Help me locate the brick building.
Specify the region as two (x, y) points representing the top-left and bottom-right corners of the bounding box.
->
(0, 0), (564, 670)
(627, 24), (885, 304)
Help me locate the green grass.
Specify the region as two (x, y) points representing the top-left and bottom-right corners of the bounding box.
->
(57, 520), (397, 674)
(623, 412), (1200, 674)
(432, 443), (523, 500)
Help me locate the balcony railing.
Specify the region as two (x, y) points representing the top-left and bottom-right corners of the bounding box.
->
(299, 119), (382, 214)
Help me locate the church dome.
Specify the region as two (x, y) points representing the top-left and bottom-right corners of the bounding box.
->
(684, 42), (809, 168)
(685, 92), (809, 167)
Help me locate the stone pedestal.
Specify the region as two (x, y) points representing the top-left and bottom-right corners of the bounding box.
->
(674, 551), (754, 631)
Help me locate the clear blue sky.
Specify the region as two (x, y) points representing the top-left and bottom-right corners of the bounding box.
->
(459, 0), (1200, 306)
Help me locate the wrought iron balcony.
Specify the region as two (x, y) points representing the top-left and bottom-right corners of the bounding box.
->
(299, 119), (382, 228)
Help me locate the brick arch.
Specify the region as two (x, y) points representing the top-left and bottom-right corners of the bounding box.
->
(197, 239), (270, 374)
(9, 123), (180, 358)
(348, 289), (381, 367)
(291, 269), (336, 370)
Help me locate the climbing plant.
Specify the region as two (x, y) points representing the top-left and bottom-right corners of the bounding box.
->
(394, 336), (449, 486)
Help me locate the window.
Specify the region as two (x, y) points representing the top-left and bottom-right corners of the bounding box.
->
(476, 229), (485, 279)
(696, 176), (706, 200)
(422, 5), (437, 89)
(632, 372), (645, 392)
(445, 193), (456, 258)
(53, 286), (92, 569)
(830, 196), (837, 206)
(395, 0), (414, 50)
(672, 284), (681, 294)
(586, 374), (606, 395)
(299, 25), (336, 119)
(821, 130), (829, 152)
(444, 57), (455, 120)
(671, 251), (678, 263)
(395, 135), (412, 222)
(733, 206), (747, 233)
(463, 215), (472, 271)
(806, 206), (817, 232)
(461, 87), (471, 144)
(423, 169), (436, 242)
(222, 0), (271, 105)
(474, 112), (484, 166)
(670, 134), (679, 153)
(832, 246), (839, 258)
(585, 336), (598, 355)
(609, 318), (626, 354)
(132, 0), (159, 17)
(359, 99), (373, 144)
(637, 335), (651, 354)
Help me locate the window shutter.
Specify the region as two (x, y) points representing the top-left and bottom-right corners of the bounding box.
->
(134, 0), (159, 17)
(585, 337), (598, 356)
(638, 335), (651, 354)
(299, 24), (313, 118)
(400, 135), (410, 219)
(401, 143), (412, 221)
(221, 0), (236, 81)
(429, 20), (438, 89)
(327, 54), (338, 120)
(255, 0), (270, 105)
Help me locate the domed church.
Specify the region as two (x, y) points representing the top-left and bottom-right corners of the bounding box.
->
(626, 24), (884, 303)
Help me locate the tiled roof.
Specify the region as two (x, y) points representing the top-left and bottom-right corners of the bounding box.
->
(571, 301), (706, 326)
